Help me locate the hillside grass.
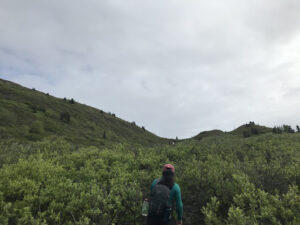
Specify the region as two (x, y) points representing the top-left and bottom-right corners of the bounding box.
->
(0, 79), (168, 147)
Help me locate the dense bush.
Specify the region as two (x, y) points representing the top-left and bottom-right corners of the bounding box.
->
(0, 108), (16, 126)
(273, 125), (295, 134)
(60, 112), (70, 123)
(29, 105), (46, 113)
(29, 121), (44, 134)
(0, 133), (299, 224)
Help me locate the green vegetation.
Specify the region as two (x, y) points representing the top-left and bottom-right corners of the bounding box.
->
(272, 125), (296, 134)
(0, 79), (299, 224)
(0, 134), (299, 225)
(0, 79), (167, 147)
(193, 130), (223, 141)
(231, 122), (272, 138)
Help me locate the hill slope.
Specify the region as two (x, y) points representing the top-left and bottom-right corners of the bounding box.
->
(0, 79), (168, 146)
(230, 122), (272, 137)
(192, 129), (224, 140)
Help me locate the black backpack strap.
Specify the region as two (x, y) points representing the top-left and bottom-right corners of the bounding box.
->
(156, 178), (161, 184)
(158, 178), (174, 190)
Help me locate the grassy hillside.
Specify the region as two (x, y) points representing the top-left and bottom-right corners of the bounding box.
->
(231, 122), (272, 137)
(0, 79), (168, 147)
(192, 122), (273, 141)
(192, 129), (224, 140)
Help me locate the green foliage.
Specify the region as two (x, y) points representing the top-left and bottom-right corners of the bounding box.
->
(60, 112), (70, 123)
(193, 130), (223, 140)
(29, 121), (44, 134)
(202, 197), (222, 225)
(203, 175), (300, 225)
(273, 125), (295, 134)
(0, 133), (299, 225)
(0, 107), (16, 126)
(0, 143), (144, 225)
(233, 122), (271, 138)
(27, 103), (46, 113)
(0, 79), (167, 147)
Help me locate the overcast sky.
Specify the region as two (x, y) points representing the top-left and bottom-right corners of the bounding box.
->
(1, 0), (300, 138)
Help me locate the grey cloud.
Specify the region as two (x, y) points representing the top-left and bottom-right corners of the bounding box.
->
(1, 0), (300, 138)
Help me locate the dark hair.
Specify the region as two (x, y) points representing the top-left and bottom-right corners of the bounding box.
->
(161, 170), (174, 189)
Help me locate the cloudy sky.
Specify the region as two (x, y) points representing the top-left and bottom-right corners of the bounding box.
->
(1, 0), (300, 138)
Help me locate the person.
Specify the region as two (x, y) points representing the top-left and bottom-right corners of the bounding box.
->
(147, 164), (183, 225)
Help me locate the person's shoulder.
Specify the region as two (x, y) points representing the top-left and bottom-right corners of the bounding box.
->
(174, 182), (180, 187)
(172, 183), (181, 190)
(152, 178), (160, 185)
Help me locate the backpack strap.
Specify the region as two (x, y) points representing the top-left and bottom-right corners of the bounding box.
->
(158, 178), (174, 190)
(153, 178), (174, 191)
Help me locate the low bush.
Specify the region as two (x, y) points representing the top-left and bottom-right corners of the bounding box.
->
(29, 121), (44, 134)
(60, 112), (70, 123)
(0, 133), (299, 225)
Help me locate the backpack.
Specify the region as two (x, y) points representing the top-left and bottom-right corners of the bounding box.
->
(149, 179), (172, 216)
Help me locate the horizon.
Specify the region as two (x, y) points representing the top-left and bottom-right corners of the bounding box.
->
(1, 77), (298, 140)
(1, 0), (300, 138)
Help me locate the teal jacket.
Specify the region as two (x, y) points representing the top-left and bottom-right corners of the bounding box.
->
(150, 178), (183, 220)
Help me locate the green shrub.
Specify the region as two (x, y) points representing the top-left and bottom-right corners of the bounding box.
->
(0, 108), (15, 126)
(44, 119), (59, 132)
(29, 121), (44, 134)
(60, 112), (70, 123)
(0, 133), (299, 224)
(243, 131), (251, 138)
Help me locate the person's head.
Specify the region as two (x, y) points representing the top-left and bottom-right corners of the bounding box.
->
(162, 164), (175, 188)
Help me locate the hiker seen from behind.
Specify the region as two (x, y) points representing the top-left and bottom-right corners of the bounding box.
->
(147, 164), (183, 225)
